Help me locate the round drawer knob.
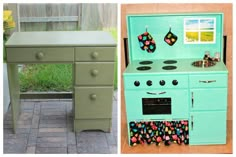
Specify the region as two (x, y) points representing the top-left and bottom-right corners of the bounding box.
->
(91, 51), (99, 59)
(172, 80), (178, 86)
(91, 69), (99, 76)
(36, 52), (44, 60)
(90, 94), (97, 100)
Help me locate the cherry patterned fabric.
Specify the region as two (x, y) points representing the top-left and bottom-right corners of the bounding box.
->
(129, 120), (189, 146)
(164, 29), (178, 46)
(138, 32), (156, 53)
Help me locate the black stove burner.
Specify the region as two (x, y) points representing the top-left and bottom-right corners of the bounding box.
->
(137, 66), (151, 71)
(163, 60), (177, 64)
(139, 61), (153, 65)
(162, 65), (177, 70)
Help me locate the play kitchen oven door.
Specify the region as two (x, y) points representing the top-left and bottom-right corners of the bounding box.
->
(142, 96), (171, 115)
(125, 89), (189, 120)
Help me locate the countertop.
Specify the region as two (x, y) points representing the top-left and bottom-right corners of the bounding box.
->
(123, 58), (228, 75)
(5, 31), (116, 47)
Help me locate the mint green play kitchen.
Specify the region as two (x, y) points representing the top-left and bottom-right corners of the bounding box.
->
(5, 31), (116, 133)
(123, 13), (228, 146)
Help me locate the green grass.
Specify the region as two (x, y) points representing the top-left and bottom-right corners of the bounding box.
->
(19, 29), (117, 92)
(19, 64), (72, 92)
(104, 28), (118, 90)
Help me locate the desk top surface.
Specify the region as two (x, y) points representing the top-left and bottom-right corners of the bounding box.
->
(5, 31), (116, 47)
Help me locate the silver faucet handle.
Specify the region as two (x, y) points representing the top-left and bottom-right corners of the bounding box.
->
(214, 52), (220, 62)
(203, 51), (210, 60)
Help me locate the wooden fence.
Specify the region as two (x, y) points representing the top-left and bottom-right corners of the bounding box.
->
(4, 3), (117, 31)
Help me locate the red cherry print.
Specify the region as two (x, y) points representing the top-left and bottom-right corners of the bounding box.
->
(144, 32), (148, 35)
(156, 136), (162, 142)
(145, 41), (150, 45)
(138, 35), (142, 40)
(152, 125), (157, 130)
(172, 135), (177, 140)
(165, 39), (171, 44)
(131, 137), (137, 143)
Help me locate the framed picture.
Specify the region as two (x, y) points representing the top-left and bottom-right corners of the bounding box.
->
(184, 18), (216, 44)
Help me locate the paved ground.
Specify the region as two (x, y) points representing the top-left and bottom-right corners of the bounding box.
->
(3, 90), (117, 154)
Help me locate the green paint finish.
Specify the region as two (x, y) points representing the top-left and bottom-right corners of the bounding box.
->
(74, 87), (113, 119)
(124, 74), (188, 90)
(125, 89), (189, 120)
(75, 47), (116, 62)
(124, 59), (228, 75)
(189, 111), (227, 145)
(74, 62), (114, 86)
(5, 31), (116, 47)
(6, 47), (74, 63)
(7, 64), (21, 133)
(127, 13), (223, 62)
(190, 88), (227, 111)
(189, 74), (228, 88)
(74, 119), (111, 133)
(189, 73), (228, 145)
(6, 31), (116, 133)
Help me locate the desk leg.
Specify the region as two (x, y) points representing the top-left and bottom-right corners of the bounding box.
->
(7, 64), (21, 133)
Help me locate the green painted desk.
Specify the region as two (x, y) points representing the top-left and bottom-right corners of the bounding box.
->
(5, 31), (116, 133)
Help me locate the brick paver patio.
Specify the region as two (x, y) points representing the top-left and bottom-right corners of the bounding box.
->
(3, 90), (117, 154)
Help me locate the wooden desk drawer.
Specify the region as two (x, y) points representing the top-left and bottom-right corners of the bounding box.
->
(75, 47), (115, 61)
(74, 86), (113, 119)
(6, 47), (74, 63)
(75, 62), (114, 85)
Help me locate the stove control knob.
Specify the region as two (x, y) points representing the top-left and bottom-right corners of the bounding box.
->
(146, 80), (152, 86)
(134, 81), (140, 87)
(172, 80), (178, 86)
(159, 80), (165, 86)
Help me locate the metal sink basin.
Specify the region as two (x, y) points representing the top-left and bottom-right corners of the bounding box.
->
(192, 60), (216, 68)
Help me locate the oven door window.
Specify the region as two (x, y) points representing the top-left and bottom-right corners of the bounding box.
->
(142, 98), (171, 115)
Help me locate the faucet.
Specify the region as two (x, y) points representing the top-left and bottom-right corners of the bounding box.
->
(203, 52), (220, 62)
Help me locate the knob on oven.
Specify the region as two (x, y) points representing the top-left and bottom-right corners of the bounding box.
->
(159, 80), (165, 86)
(134, 81), (140, 86)
(172, 80), (178, 85)
(146, 80), (152, 86)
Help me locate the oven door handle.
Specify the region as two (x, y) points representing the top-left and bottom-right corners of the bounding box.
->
(147, 91), (166, 95)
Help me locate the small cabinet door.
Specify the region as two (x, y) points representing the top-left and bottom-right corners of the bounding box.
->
(189, 111), (227, 145)
(190, 88), (227, 111)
